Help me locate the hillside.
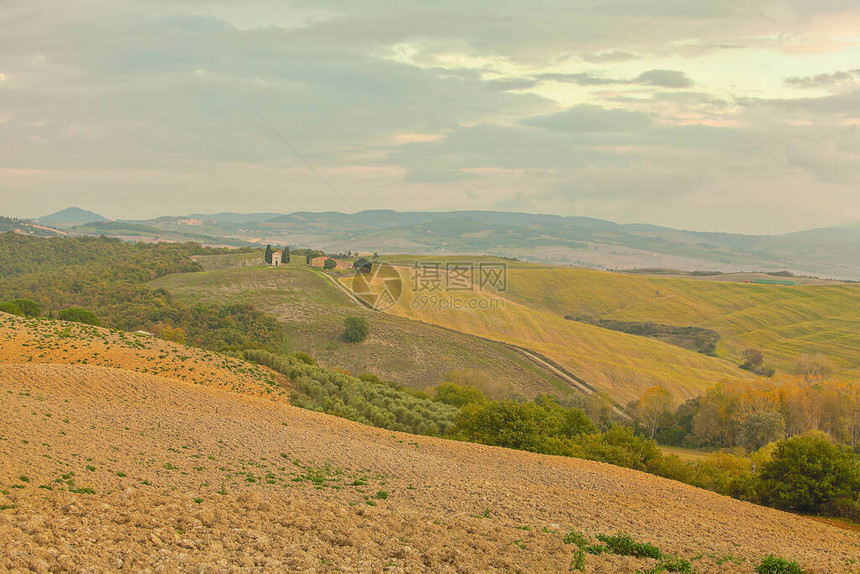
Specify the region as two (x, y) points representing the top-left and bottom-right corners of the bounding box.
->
(2, 359), (858, 572)
(344, 265), (754, 403)
(0, 313), (285, 400)
(497, 267), (860, 380)
(150, 253), (569, 397)
(124, 210), (860, 279)
(36, 207), (107, 226)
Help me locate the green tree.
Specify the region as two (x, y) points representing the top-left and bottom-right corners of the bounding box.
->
(57, 307), (101, 326)
(0, 301), (23, 316)
(323, 258), (337, 270)
(264, 245), (273, 264)
(738, 411), (785, 451)
(283, 246), (290, 264)
(435, 382), (486, 407)
(10, 298), (41, 317)
(759, 432), (860, 511)
(343, 316), (369, 343)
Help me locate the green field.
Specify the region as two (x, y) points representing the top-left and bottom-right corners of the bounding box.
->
(151, 256), (570, 396)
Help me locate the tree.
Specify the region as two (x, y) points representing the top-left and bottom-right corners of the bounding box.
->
(435, 382), (486, 407)
(10, 298), (41, 317)
(634, 385), (673, 438)
(323, 258), (337, 270)
(792, 353), (835, 383)
(264, 245), (273, 264)
(283, 246), (290, 264)
(692, 403), (725, 446)
(740, 348), (763, 370)
(57, 307), (100, 326)
(759, 432), (860, 511)
(306, 254), (313, 265)
(343, 316), (369, 343)
(0, 301), (23, 316)
(737, 411), (785, 451)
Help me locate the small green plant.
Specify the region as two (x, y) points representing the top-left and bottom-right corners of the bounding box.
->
(596, 532), (662, 559)
(375, 490), (388, 500)
(756, 555), (804, 574)
(563, 530), (589, 547)
(570, 549), (586, 572)
(18, 475), (30, 482)
(193, 497), (203, 504)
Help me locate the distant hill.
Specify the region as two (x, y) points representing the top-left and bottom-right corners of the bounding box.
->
(90, 210), (860, 280)
(37, 207), (107, 226)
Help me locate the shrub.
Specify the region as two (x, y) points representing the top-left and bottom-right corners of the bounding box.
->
(595, 532), (662, 559)
(434, 382), (486, 407)
(0, 301), (23, 316)
(323, 258), (337, 270)
(57, 307), (101, 326)
(244, 350), (457, 436)
(343, 316), (369, 343)
(756, 555), (804, 574)
(10, 298), (41, 317)
(759, 432), (860, 511)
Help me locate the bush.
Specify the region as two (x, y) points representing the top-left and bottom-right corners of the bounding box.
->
(759, 432), (860, 511)
(10, 298), (41, 317)
(323, 258), (337, 270)
(244, 350), (457, 436)
(756, 555), (804, 574)
(0, 301), (23, 316)
(595, 532), (662, 559)
(434, 382), (486, 407)
(57, 307), (100, 326)
(343, 316), (369, 343)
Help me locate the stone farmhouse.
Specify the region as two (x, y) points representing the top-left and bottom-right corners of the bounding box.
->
(310, 256), (351, 270)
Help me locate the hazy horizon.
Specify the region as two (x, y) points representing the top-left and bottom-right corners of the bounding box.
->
(3, 1), (859, 234)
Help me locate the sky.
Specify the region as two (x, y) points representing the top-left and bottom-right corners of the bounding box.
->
(1, 0), (859, 233)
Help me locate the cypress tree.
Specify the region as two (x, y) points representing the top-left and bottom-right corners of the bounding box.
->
(283, 246), (290, 264)
(264, 244), (273, 264)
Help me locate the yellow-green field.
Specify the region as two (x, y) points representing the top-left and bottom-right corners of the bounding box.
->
(498, 267), (860, 377)
(342, 267), (753, 403)
(343, 263), (860, 403)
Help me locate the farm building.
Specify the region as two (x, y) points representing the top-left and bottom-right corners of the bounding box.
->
(271, 251), (282, 266)
(310, 256), (351, 270)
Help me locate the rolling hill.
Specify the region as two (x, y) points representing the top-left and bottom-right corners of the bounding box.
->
(341, 260), (860, 403)
(1, 321), (857, 572)
(150, 253), (571, 398)
(344, 265), (751, 403)
(36, 207), (107, 227)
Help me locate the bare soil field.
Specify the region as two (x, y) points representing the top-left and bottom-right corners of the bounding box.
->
(2, 362), (858, 572)
(0, 313), (286, 401)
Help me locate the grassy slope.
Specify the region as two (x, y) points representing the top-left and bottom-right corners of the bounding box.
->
(344, 266), (752, 404)
(499, 267), (860, 378)
(150, 255), (568, 397)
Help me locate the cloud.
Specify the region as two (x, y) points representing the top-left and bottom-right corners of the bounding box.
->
(581, 50), (641, 63)
(535, 69), (693, 89)
(633, 69), (694, 88)
(785, 69), (860, 88)
(0, 0), (858, 233)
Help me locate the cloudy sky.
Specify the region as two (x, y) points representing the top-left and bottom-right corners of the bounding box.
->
(2, 1), (859, 233)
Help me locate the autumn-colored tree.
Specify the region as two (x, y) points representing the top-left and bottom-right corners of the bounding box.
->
(634, 385), (674, 438)
(791, 353), (835, 383)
